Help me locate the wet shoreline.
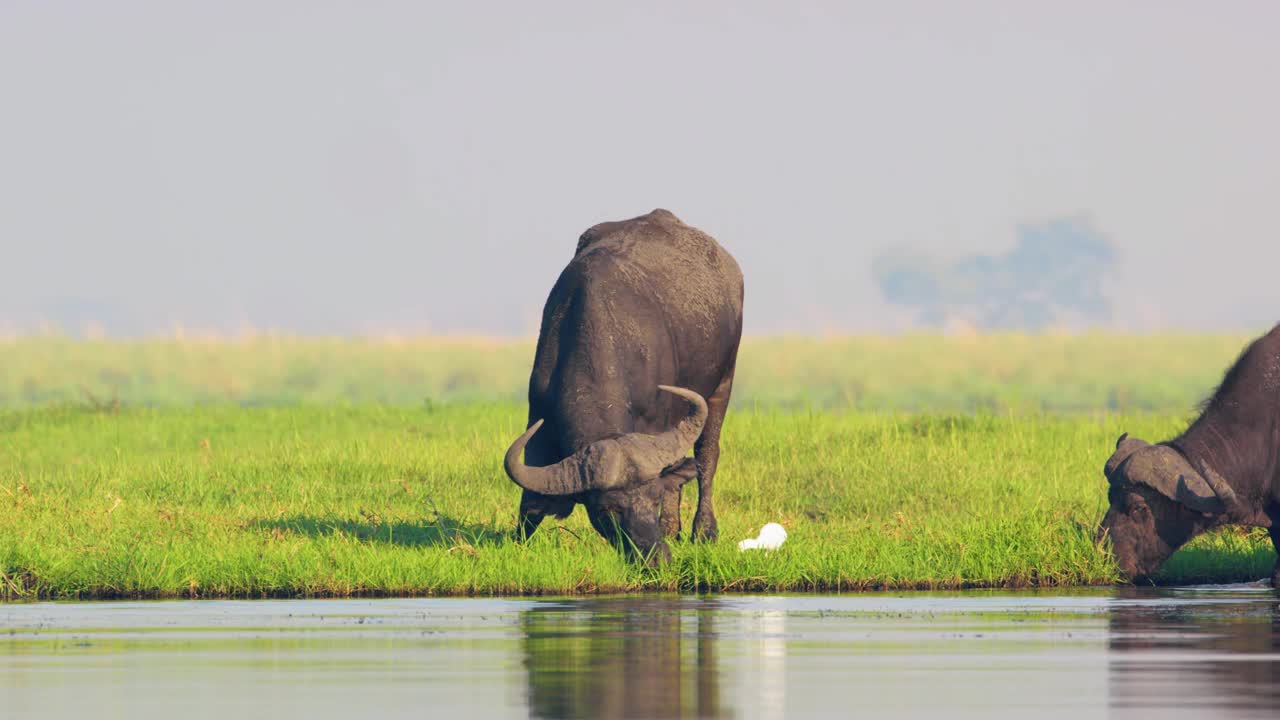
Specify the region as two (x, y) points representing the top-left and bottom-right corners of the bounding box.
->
(4, 586), (1279, 719)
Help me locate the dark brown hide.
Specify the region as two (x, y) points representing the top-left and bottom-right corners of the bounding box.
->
(507, 209), (744, 563)
(1098, 324), (1280, 582)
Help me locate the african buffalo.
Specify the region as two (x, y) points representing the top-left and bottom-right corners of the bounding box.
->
(502, 209), (744, 564)
(1098, 324), (1280, 581)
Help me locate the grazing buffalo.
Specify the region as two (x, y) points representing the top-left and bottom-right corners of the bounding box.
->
(502, 209), (744, 564)
(1098, 324), (1280, 581)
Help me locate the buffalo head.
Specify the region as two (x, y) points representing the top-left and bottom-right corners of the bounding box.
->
(503, 385), (707, 564)
(1097, 433), (1239, 579)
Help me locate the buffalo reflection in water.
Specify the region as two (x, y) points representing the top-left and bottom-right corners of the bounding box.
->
(1107, 588), (1280, 715)
(520, 598), (727, 719)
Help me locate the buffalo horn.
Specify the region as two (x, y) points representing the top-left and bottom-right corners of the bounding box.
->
(503, 385), (708, 496)
(1195, 458), (1244, 519)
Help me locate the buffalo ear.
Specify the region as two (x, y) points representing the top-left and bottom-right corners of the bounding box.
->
(659, 458), (698, 492)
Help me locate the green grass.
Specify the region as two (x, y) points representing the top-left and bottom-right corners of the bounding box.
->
(1, 402), (1272, 600)
(0, 332), (1261, 411)
(2, 333), (1272, 599)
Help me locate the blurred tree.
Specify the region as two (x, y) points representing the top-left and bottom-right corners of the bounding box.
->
(873, 215), (1117, 331)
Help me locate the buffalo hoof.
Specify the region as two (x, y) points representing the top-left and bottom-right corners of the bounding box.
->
(644, 541), (673, 567)
(692, 512), (719, 543)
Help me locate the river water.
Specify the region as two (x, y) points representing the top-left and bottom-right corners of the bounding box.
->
(2, 585), (1278, 719)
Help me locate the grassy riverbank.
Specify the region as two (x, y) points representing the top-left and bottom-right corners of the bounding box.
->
(1, 404), (1271, 599)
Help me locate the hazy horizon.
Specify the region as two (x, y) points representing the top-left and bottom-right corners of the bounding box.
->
(2, 2), (1277, 337)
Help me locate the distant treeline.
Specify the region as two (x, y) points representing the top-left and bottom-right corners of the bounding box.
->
(874, 216), (1116, 331)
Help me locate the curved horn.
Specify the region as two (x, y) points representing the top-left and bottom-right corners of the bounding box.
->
(1105, 433), (1149, 482)
(592, 385), (708, 482)
(1195, 458), (1242, 517)
(654, 385), (709, 456)
(501, 386), (708, 496)
(503, 419), (598, 496)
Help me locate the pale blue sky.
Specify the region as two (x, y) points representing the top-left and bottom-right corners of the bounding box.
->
(1, 1), (1277, 336)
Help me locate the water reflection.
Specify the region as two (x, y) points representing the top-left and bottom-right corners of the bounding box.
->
(1107, 586), (1280, 717)
(521, 597), (728, 719)
(4, 590), (1280, 719)
(740, 608), (786, 720)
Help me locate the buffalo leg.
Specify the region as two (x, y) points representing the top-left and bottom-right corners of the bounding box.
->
(517, 490), (574, 540)
(692, 369), (735, 542)
(660, 485), (682, 539)
(659, 458), (698, 539)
